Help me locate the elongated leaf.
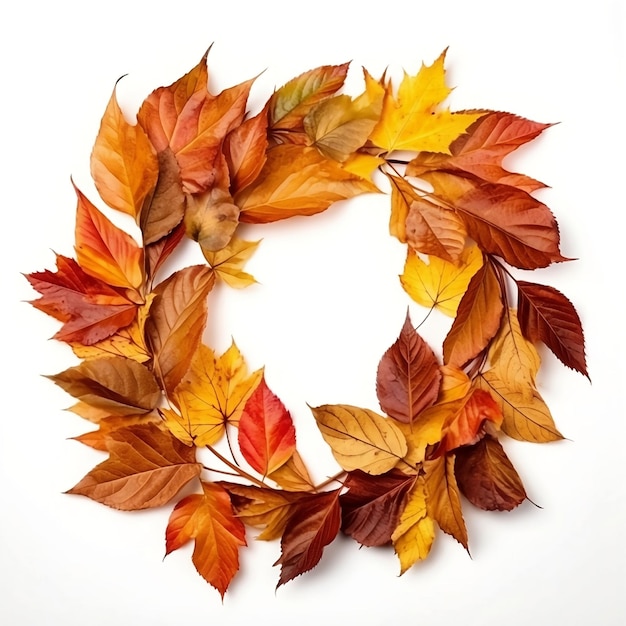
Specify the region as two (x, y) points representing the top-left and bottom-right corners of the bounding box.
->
(340, 469), (416, 546)
(376, 311), (441, 423)
(238, 377), (296, 476)
(517, 281), (588, 377)
(311, 404), (407, 475)
(145, 265), (214, 394)
(165, 481), (246, 599)
(67, 423), (202, 510)
(275, 489), (341, 587)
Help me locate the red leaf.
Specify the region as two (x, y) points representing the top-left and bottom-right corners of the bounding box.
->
(275, 489), (341, 587)
(238, 377), (296, 476)
(517, 281), (588, 377)
(340, 469), (416, 546)
(376, 311), (441, 423)
(454, 435), (526, 511)
(25, 254), (137, 345)
(165, 481), (246, 599)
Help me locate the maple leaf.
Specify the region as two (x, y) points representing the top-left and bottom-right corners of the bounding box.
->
(391, 477), (436, 574)
(73, 184), (144, 294)
(408, 111), (553, 193)
(376, 310), (441, 423)
(165, 481), (246, 599)
(236, 144), (377, 223)
(238, 377), (296, 477)
(49, 356), (161, 416)
(423, 455), (468, 550)
(454, 435), (527, 511)
(268, 62), (350, 136)
(475, 373), (563, 442)
(275, 489), (341, 587)
(137, 50), (253, 194)
(369, 49), (482, 154)
(202, 236), (260, 288)
(221, 482), (304, 541)
(400, 244), (483, 317)
(340, 469), (416, 547)
(67, 423), (202, 510)
(311, 404), (407, 475)
(90, 83), (159, 218)
(26, 254), (138, 345)
(388, 174), (466, 260)
(144, 265), (215, 394)
(443, 257), (504, 368)
(517, 281), (588, 377)
(165, 342), (263, 447)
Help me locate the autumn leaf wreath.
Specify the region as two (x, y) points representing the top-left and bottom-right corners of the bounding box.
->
(26, 48), (587, 597)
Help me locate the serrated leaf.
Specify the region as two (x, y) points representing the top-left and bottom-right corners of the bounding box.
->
(311, 404), (407, 475)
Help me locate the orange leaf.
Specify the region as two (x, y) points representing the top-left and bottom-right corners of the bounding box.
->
(165, 481), (246, 599)
(238, 377), (296, 476)
(25, 254), (137, 345)
(67, 423), (201, 510)
(145, 265), (214, 394)
(376, 310), (441, 423)
(74, 184), (144, 292)
(90, 84), (159, 218)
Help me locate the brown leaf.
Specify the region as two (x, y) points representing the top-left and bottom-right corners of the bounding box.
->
(67, 423), (202, 510)
(443, 257), (504, 368)
(145, 265), (214, 394)
(275, 489), (341, 587)
(454, 435), (526, 511)
(423, 455), (468, 550)
(376, 311), (441, 423)
(49, 356), (161, 416)
(340, 469), (416, 546)
(165, 481), (246, 599)
(517, 281), (588, 377)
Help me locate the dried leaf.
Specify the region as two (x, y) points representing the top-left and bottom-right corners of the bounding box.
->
(268, 451), (316, 492)
(202, 237), (260, 288)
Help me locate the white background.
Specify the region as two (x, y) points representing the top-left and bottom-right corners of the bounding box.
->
(2, 1), (624, 624)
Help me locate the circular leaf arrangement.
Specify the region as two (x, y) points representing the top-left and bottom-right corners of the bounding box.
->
(26, 49), (587, 598)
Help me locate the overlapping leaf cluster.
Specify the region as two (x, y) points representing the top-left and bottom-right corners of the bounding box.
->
(25, 49), (586, 597)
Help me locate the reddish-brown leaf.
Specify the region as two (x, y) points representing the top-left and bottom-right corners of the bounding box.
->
(340, 469), (416, 546)
(25, 254), (137, 345)
(454, 435), (526, 511)
(443, 258), (504, 368)
(408, 112), (552, 193)
(376, 311), (441, 423)
(165, 481), (246, 599)
(517, 281), (588, 377)
(423, 454), (468, 550)
(145, 265), (214, 394)
(67, 423), (202, 510)
(48, 356), (161, 416)
(145, 221), (186, 281)
(275, 489), (341, 587)
(238, 377), (296, 476)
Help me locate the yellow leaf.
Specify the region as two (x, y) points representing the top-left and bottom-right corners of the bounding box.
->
(400, 244), (483, 316)
(341, 152), (385, 182)
(370, 50), (482, 154)
(394, 408), (446, 468)
(438, 365), (471, 403)
(310, 404), (407, 475)
(391, 477), (435, 574)
(236, 145), (377, 224)
(475, 373), (563, 443)
(268, 450), (316, 492)
(164, 342), (263, 446)
(202, 237), (260, 289)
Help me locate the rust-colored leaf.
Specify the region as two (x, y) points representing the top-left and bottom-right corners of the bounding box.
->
(275, 489), (341, 587)
(340, 469), (416, 546)
(517, 281), (588, 377)
(454, 435), (526, 511)
(238, 377), (296, 476)
(67, 423), (202, 510)
(145, 265), (214, 394)
(376, 311), (441, 423)
(165, 481), (246, 599)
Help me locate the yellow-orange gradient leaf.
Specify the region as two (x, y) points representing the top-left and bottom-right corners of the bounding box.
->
(202, 237), (260, 288)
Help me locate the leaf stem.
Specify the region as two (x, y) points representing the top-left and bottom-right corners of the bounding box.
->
(205, 443), (266, 488)
(314, 471), (347, 491)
